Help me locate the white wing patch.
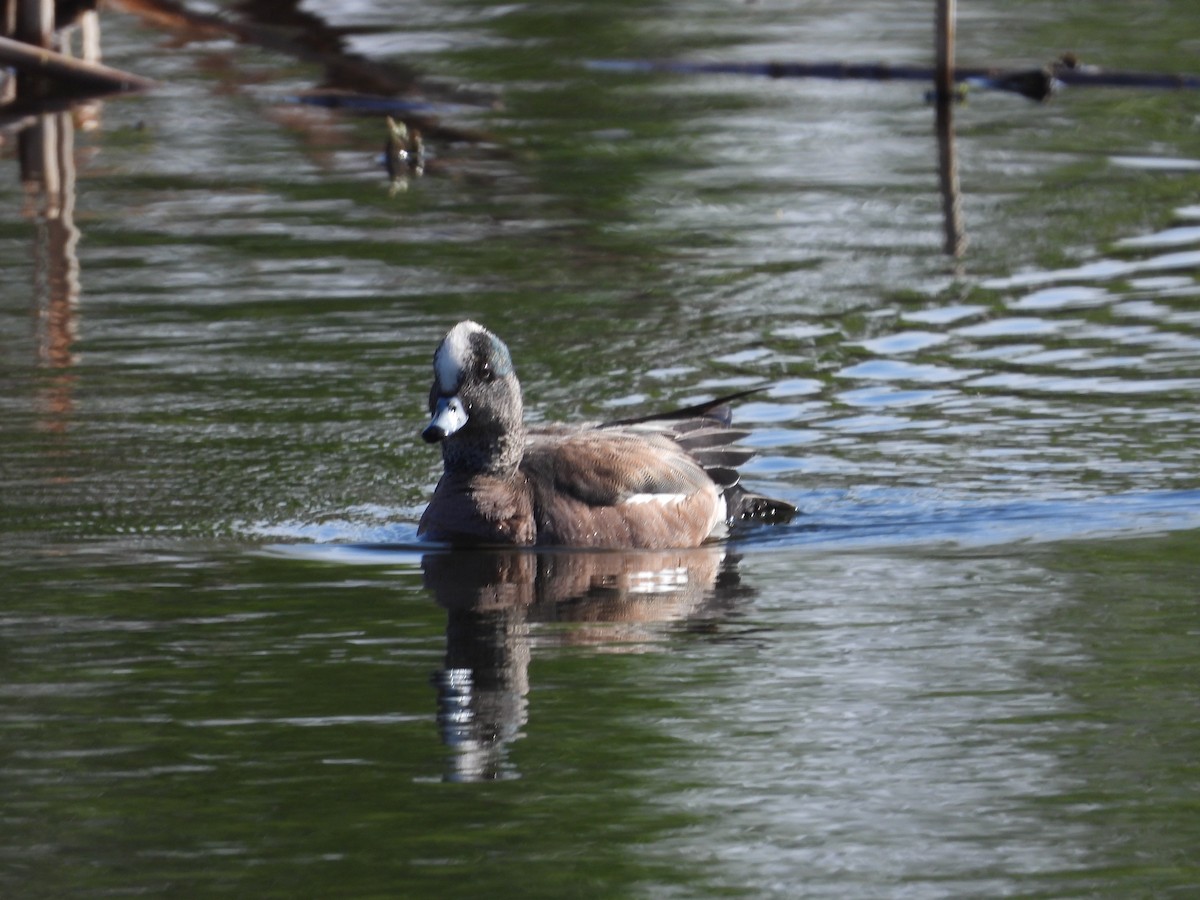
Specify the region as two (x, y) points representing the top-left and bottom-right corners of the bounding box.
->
(622, 492), (689, 506)
(622, 489), (726, 540)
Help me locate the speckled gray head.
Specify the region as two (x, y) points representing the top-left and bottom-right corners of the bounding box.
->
(432, 320), (513, 395)
(422, 321), (522, 453)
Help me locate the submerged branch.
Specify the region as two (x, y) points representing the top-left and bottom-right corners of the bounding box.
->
(587, 58), (1200, 101)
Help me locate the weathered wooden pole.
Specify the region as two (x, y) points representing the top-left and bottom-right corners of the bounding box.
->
(14, 0), (52, 47)
(1, 0), (151, 122)
(935, 0), (966, 258)
(11, 0), (52, 126)
(934, 0), (955, 104)
(0, 35), (153, 93)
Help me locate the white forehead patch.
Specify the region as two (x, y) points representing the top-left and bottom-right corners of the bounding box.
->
(434, 320), (485, 393)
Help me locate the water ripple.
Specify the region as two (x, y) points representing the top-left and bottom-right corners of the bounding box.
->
(837, 360), (978, 383)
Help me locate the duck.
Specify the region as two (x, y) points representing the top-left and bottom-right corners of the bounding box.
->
(418, 320), (795, 548)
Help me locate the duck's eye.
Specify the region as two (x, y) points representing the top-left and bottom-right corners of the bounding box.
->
(480, 362), (495, 383)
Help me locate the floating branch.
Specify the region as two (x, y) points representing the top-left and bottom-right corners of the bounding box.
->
(290, 91), (471, 118)
(587, 58), (1200, 101)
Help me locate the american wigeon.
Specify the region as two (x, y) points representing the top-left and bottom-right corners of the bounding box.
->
(419, 320), (795, 548)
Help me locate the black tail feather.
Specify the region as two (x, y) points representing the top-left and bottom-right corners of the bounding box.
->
(726, 484), (797, 527)
(692, 446), (756, 469)
(674, 428), (752, 451)
(601, 388), (764, 428)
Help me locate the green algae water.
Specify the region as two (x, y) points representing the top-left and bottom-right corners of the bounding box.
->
(1, 1), (1199, 896)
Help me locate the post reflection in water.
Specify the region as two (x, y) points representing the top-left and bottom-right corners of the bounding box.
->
(421, 545), (744, 782)
(19, 111), (81, 431)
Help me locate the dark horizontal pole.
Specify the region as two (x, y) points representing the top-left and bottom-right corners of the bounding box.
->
(587, 58), (1200, 92)
(0, 34), (157, 94)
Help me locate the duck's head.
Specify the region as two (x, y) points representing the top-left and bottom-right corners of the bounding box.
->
(423, 321), (524, 470)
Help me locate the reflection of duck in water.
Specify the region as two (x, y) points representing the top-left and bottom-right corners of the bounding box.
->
(419, 320), (795, 549)
(424, 545), (742, 782)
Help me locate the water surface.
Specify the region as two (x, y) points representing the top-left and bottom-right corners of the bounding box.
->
(2, 0), (1199, 896)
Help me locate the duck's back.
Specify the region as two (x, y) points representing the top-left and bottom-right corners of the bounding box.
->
(520, 427), (723, 548)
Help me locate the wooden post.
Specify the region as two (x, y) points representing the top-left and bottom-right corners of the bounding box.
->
(12, 0), (51, 121)
(15, 0), (51, 46)
(934, 0), (955, 104)
(0, 1), (14, 103)
(3, 0), (18, 38)
(935, 0), (966, 258)
(80, 9), (101, 63)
